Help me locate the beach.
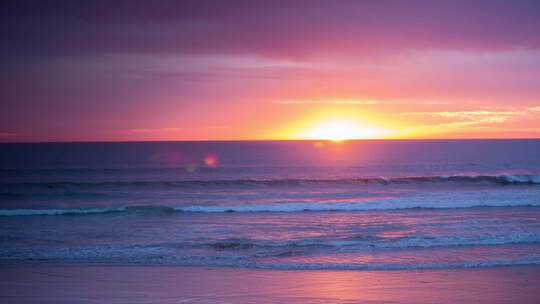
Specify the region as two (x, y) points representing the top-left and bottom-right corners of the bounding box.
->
(2, 264), (539, 304)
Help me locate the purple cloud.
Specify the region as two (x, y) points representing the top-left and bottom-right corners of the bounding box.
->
(2, 0), (540, 60)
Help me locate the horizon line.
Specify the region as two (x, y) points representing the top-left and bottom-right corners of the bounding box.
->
(1, 138), (539, 144)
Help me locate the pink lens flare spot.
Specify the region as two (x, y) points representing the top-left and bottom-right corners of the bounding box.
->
(204, 154), (218, 168)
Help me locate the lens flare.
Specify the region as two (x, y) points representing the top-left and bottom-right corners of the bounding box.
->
(204, 154), (218, 167)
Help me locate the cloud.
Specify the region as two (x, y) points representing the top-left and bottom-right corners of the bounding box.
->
(128, 128), (183, 133)
(0, 132), (19, 137)
(429, 111), (527, 121)
(407, 109), (530, 121)
(278, 99), (379, 105)
(398, 113), (518, 137)
(403, 108), (540, 133)
(2, 1), (540, 61)
(277, 99), (453, 105)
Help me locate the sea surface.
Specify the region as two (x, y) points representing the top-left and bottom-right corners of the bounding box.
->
(1, 139), (539, 270)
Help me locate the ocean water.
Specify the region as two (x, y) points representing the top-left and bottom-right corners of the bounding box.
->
(1, 139), (539, 270)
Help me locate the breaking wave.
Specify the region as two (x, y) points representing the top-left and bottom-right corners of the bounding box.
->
(2, 174), (540, 189)
(1, 189), (539, 216)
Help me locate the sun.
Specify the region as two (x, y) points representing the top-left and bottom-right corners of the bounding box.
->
(300, 120), (383, 141)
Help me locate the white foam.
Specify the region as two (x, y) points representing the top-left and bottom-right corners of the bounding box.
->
(252, 259), (540, 270)
(2, 188), (539, 216)
(497, 174), (540, 184)
(179, 189), (540, 213)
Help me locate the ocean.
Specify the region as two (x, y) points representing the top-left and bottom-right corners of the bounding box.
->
(1, 139), (539, 270)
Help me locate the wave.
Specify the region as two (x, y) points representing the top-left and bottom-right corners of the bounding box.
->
(0, 167), (226, 173)
(2, 244), (539, 270)
(0, 206), (175, 216)
(2, 189), (539, 216)
(177, 198), (540, 213)
(206, 232), (540, 251)
(0, 191), (111, 199)
(2, 174), (540, 189)
(248, 260), (540, 271)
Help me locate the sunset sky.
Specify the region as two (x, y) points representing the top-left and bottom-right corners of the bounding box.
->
(1, 0), (540, 142)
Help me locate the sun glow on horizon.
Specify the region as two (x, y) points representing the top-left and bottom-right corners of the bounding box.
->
(298, 120), (385, 141)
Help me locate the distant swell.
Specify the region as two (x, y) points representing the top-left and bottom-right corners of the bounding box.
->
(2, 174), (540, 188)
(0, 206), (175, 216)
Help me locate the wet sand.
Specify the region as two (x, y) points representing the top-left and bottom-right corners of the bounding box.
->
(1, 264), (539, 304)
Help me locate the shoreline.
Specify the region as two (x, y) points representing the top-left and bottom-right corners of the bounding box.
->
(1, 264), (539, 304)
